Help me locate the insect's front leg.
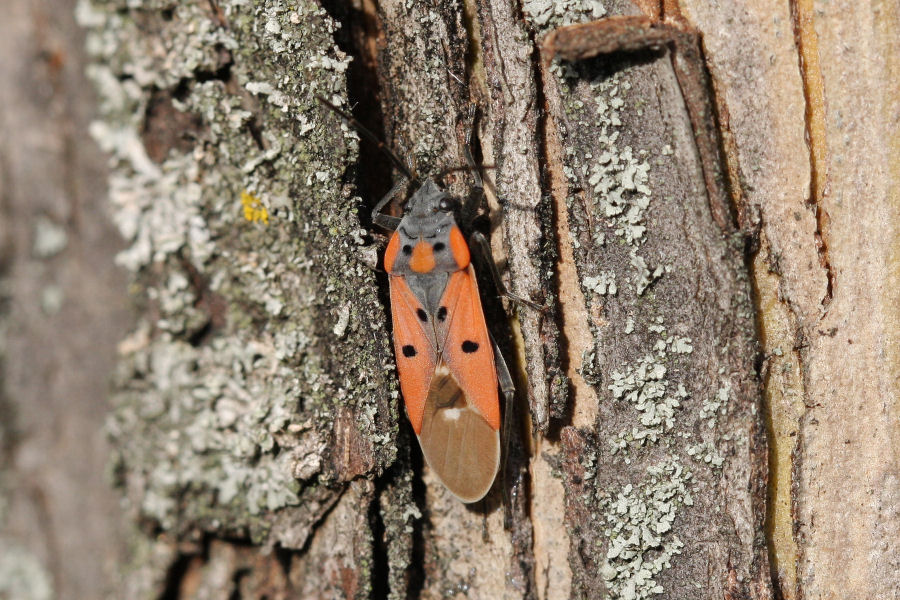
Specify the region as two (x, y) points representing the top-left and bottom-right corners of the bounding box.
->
(542, 15), (735, 233)
(469, 231), (545, 312)
(371, 179), (404, 231)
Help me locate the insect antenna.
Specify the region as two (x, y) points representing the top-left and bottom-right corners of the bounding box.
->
(435, 163), (497, 182)
(316, 96), (417, 183)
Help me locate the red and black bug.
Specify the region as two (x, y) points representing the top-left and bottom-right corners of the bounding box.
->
(319, 97), (534, 502)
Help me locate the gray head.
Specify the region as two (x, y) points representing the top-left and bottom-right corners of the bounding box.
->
(406, 178), (454, 215)
(399, 178), (459, 237)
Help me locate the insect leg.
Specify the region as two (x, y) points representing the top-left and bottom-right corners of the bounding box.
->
(469, 231), (545, 312)
(490, 333), (517, 529)
(461, 104), (485, 223)
(492, 334), (515, 463)
(371, 179), (404, 231)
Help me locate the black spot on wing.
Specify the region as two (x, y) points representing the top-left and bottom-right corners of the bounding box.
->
(402, 245), (413, 255)
(402, 345), (417, 357)
(461, 340), (479, 353)
(433, 242), (446, 251)
(416, 309), (428, 322)
(437, 306), (448, 322)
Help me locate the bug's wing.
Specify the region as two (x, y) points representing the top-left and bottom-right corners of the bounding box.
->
(435, 265), (501, 430)
(417, 362), (500, 503)
(389, 275), (438, 433)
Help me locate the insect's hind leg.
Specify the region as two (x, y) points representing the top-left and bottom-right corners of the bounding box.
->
(491, 335), (516, 458)
(461, 105), (485, 223)
(490, 333), (518, 529)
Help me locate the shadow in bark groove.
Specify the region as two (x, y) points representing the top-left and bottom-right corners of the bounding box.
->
(320, 0), (397, 230)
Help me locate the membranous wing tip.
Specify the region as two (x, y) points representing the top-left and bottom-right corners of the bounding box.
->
(416, 362), (500, 503)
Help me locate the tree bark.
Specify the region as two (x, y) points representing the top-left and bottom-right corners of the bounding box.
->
(0, 1), (131, 598)
(1, 0), (896, 599)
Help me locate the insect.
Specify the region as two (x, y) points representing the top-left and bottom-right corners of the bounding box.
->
(318, 97), (533, 502)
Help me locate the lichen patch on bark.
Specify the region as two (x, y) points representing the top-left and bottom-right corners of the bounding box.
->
(80, 0), (397, 555)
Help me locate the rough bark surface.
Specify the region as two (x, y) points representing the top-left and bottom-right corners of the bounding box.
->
(534, 2), (768, 596)
(678, 1), (900, 598)
(2, 0), (896, 599)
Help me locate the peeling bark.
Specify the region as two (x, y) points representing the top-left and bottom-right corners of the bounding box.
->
(679, 1), (900, 598)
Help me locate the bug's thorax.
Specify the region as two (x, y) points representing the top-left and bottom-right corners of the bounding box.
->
(384, 179), (471, 273)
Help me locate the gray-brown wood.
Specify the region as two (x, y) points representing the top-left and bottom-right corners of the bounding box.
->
(533, 1), (769, 596)
(680, 0), (900, 598)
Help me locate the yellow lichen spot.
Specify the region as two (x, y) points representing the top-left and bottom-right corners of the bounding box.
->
(241, 191), (269, 225)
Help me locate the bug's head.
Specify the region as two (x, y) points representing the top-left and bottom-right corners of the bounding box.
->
(405, 178), (459, 219)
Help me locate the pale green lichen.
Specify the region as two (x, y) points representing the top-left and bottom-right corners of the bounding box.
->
(0, 543), (54, 600)
(542, 5), (752, 590)
(40, 285), (65, 316)
(606, 338), (691, 450)
(700, 384), (730, 426)
(681, 384), (729, 470)
(558, 71), (653, 250)
(589, 316), (696, 453)
(522, 0), (606, 30)
(580, 314), (700, 597)
(32, 216), (69, 258)
(584, 271), (618, 296)
(553, 62), (666, 306)
(80, 0), (396, 552)
(685, 440), (725, 468)
(599, 459), (692, 599)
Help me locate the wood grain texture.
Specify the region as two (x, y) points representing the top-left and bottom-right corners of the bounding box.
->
(680, 0), (900, 597)
(792, 2), (900, 597)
